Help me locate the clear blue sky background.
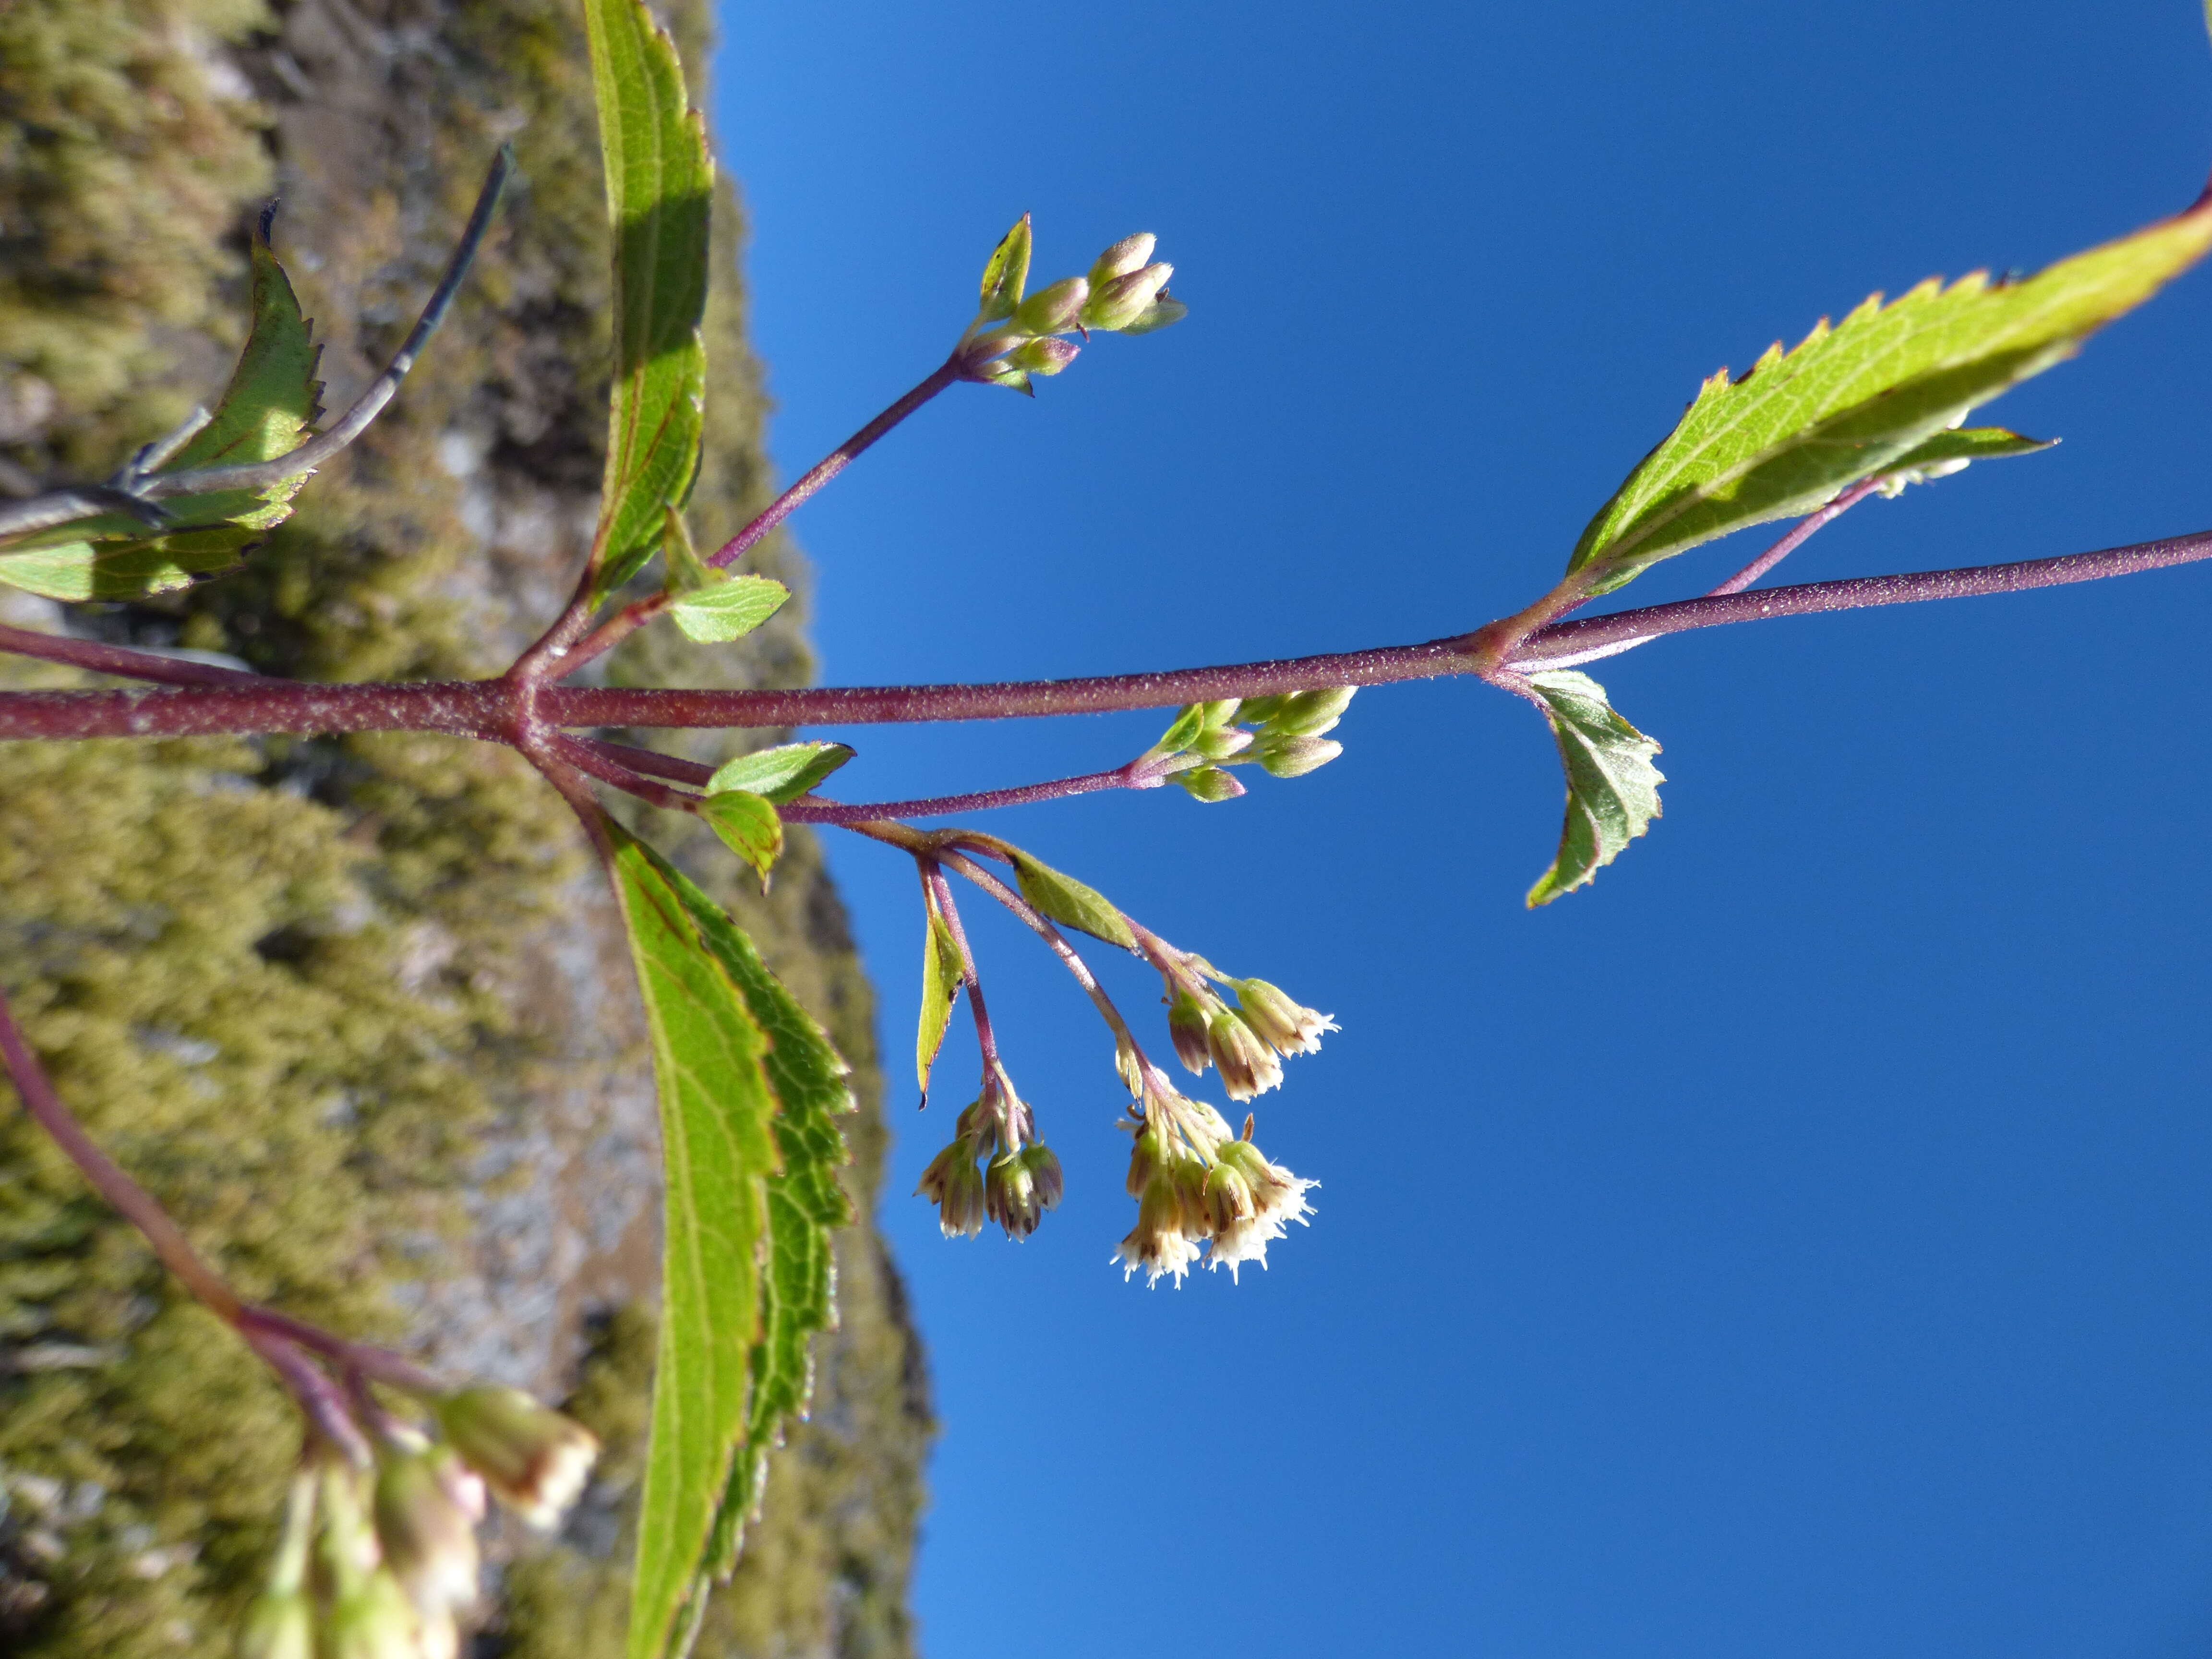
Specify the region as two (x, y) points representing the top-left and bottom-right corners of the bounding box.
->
(709, 4), (2212, 1654)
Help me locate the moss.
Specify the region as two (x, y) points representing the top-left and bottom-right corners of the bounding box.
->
(0, 1), (928, 1654)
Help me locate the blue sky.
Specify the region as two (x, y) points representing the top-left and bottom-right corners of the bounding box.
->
(711, 3), (2212, 1654)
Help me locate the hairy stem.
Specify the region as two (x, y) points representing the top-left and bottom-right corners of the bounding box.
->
(4, 527), (2210, 742)
(1705, 476), (1885, 598)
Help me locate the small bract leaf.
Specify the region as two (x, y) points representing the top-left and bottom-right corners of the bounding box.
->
(977, 215), (1033, 323)
(584, 0), (712, 603)
(706, 742), (854, 804)
(1568, 192), (2212, 596)
(915, 889), (966, 1096)
(669, 575), (791, 642)
(1523, 670), (1664, 908)
(1118, 295), (1188, 336)
(700, 790), (784, 890)
(1010, 851), (1136, 950)
(1873, 425), (2054, 493)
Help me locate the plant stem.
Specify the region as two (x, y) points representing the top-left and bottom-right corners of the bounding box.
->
(0, 623), (264, 687)
(511, 357), (965, 682)
(5, 526), (2212, 742)
(1707, 476), (1885, 597)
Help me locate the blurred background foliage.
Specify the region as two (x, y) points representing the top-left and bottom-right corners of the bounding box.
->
(0, 2), (930, 1654)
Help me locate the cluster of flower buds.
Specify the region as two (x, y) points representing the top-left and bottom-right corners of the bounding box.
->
(1159, 959), (1336, 1102)
(1115, 1081), (1316, 1286)
(953, 216), (1188, 395)
(1139, 688), (1356, 802)
(915, 1064), (1065, 1241)
(238, 1386), (598, 1659)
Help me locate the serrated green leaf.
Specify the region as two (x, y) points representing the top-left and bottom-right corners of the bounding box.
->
(700, 790), (784, 889)
(1010, 850), (1136, 950)
(1568, 194), (2212, 596)
(584, 0), (712, 603)
(1523, 670), (1665, 907)
(610, 827), (779, 1659)
(916, 887), (965, 1097)
(657, 868), (853, 1588)
(668, 575), (791, 642)
(0, 226), (321, 601)
(977, 215), (1033, 323)
(705, 742), (855, 804)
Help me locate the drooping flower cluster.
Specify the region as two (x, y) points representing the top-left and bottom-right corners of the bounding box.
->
(1163, 961), (1338, 1102)
(1115, 1080), (1317, 1287)
(916, 1063), (1065, 1241)
(238, 1388), (597, 1659)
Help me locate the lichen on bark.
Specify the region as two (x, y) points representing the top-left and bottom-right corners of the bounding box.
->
(0, 3), (931, 1654)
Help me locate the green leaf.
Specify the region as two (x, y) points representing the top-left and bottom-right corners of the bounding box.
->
(1010, 850), (1137, 950)
(916, 887), (965, 1098)
(667, 574), (792, 642)
(584, 0), (712, 603)
(0, 222), (322, 601)
(700, 790), (784, 889)
(1873, 424), (2054, 492)
(976, 215), (1033, 323)
(609, 827), (779, 1659)
(705, 742), (855, 804)
(1567, 194), (2212, 596)
(663, 870), (854, 1589)
(1523, 670), (1665, 908)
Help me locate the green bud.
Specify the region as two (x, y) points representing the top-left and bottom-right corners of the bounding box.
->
(1166, 987), (1214, 1075)
(984, 1143), (1062, 1239)
(1233, 695), (1287, 725)
(1014, 276), (1090, 334)
(1205, 1009), (1283, 1101)
(1255, 733), (1343, 778)
(374, 1442), (483, 1618)
(916, 1139), (986, 1237)
(1201, 1161), (1258, 1232)
(1197, 698), (1242, 729)
(1174, 766), (1245, 803)
(1191, 724), (1254, 762)
(1270, 686), (1356, 735)
(1082, 262), (1173, 331)
(1117, 296), (1188, 336)
(1007, 337), (1081, 377)
(1088, 232), (1156, 286)
(433, 1387), (599, 1532)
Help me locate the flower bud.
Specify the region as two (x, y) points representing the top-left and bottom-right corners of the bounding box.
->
(374, 1443), (483, 1618)
(1166, 988), (1214, 1075)
(1201, 1161), (1258, 1233)
(1014, 276), (1089, 335)
(1270, 686), (1356, 736)
(1255, 733), (1343, 778)
(917, 1138), (986, 1237)
(1117, 296), (1188, 336)
(1174, 766), (1245, 803)
(1007, 336), (1081, 376)
(1234, 979), (1336, 1058)
(1191, 724), (1254, 762)
(1125, 1120), (1166, 1197)
(433, 1387), (599, 1533)
(1088, 232), (1156, 286)
(1205, 1009), (1283, 1101)
(1082, 262), (1173, 331)
(984, 1142), (1062, 1239)
(1196, 698), (1242, 729)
